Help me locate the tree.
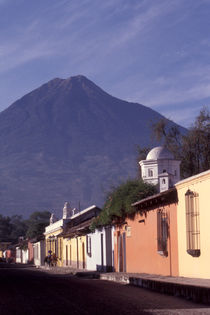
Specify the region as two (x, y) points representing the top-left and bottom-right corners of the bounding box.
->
(9, 215), (27, 242)
(152, 107), (210, 178)
(91, 179), (156, 230)
(0, 215), (12, 242)
(136, 145), (151, 177)
(26, 211), (51, 240)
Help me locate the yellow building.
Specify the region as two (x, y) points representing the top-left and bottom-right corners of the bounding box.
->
(62, 205), (101, 269)
(44, 202), (72, 267)
(63, 235), (86, 269)
(175, 169), (210, 278)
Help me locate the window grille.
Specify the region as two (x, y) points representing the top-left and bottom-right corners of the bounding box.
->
(157, 210), (168, 255)
(185, 190), (200, 257)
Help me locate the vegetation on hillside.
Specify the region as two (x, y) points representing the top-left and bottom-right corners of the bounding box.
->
(91, 179), (156, 230)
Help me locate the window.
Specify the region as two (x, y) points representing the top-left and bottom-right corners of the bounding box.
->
(86, 235), (92, 257)
(174, 170), (177, 176)
(162, 179), (166, 184)
(157, 210), (168, 256)
(185, 190), (200, 257)
(148, 169), (153, 177)
(70, 244), (72, 265)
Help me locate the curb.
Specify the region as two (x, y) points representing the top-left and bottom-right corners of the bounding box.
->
(99, 274), (210, 305)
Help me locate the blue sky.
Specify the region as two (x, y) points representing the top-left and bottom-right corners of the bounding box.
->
(0, 0), (210, 127)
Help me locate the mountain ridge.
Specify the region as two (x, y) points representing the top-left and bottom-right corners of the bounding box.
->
(0, 75), (186, 217)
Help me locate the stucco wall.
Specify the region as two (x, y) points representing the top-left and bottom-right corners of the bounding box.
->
(34, 240), (45, 266)
(176, 170), (210, 278)
(63, 236), (86, 269)
(114, 204), (179, 276)
(86, 227), (114, 271)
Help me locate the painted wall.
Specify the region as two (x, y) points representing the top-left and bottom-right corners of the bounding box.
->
(114, 204), (179, 276)
(176, 170), (210, 278)
(63, 236), (86, 269)
(33, 240), (45, 266)
(45, 228), (63, 266)
(86, 227), (114, 271)
(16, 247), (28, 264)
(28, 241), (34, 263)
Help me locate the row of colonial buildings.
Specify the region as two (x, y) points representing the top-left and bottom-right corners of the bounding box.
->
(4, 146), (210, 279)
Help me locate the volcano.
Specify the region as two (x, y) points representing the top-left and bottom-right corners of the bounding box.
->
(0, 75), (185, 216)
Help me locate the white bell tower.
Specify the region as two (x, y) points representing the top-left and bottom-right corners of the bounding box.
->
(139, 146), (181, 192)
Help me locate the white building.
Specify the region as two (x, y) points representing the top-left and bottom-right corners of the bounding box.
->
(33, 240), (45, 267)
(86, 226), (115, 272)
(16, 247), (28, 264)
(139, 146), (181, 192)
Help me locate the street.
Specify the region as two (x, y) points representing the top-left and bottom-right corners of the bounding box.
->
(0, 264), (209, 315)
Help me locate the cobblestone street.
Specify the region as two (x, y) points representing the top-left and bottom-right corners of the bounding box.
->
(0, 264), (209, 315)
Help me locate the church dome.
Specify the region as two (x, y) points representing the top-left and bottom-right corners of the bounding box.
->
(146, 146), (174, 160)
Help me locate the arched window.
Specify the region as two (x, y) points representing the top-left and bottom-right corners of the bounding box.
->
(148, 169), (153, 177)
(185, 190), (200, 257)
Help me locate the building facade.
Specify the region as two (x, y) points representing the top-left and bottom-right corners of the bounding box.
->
(33, 240), (46, 267)
(86, 226), (114, 272)
(175, 169), (210, 279)
(44, 202), (72, 266)
(114, 188), (179, 276)
(62, 205), (101, 269)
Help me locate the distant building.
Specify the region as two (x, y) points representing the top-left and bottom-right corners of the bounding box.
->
(139, 146), (181, 192)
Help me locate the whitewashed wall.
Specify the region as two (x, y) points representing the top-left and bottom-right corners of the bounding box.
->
(33, 240), (45, 266)
(86, 226), (114, 271)
(16, 247), (28, 264)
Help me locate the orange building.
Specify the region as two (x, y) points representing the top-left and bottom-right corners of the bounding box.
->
(114, 188), (179, 276)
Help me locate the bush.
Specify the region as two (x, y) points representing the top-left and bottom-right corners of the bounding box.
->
(91, 179), (156, 230)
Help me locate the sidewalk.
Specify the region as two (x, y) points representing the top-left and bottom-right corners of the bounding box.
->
(37, 266), (210, 304)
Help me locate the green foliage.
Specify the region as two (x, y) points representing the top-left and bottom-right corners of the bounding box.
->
(26, 211), (51, 240)
(152, 107), (210, 178)
(0, 215), (12, 242)
(91, 179), (156, 230)
(9, 215), (27, 241)
(0, 214), (27, 243)
(0, 211), (51, 243)
(181, 108), (210, 177)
